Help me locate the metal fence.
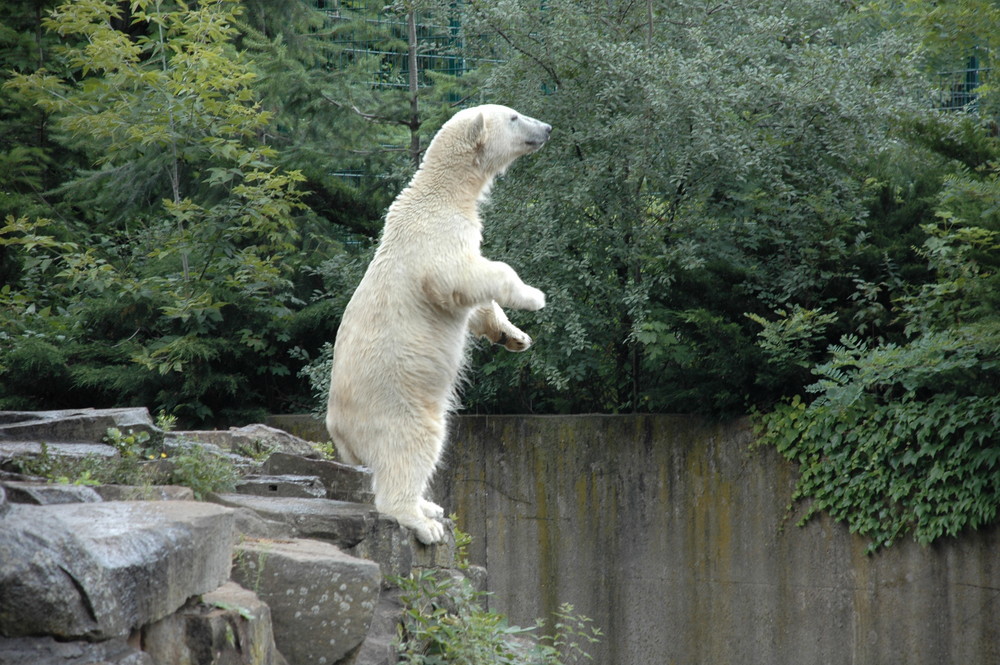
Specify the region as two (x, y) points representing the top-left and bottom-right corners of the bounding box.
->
(937, 56), (988, 113)
(313, 0), (494, 88)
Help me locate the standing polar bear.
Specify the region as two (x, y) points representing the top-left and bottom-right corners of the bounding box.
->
(326, 104), (552, 544)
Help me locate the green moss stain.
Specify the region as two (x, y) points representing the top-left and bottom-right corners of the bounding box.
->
(533, 439), (560, 623)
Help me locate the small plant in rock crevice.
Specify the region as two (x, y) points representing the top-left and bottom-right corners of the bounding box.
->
(11, 428), (240, 499)
(232, 539), (272, 596)
(394, 569), (600, 665)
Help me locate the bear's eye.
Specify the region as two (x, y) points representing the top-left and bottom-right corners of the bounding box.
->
(510, 114), (519, 122)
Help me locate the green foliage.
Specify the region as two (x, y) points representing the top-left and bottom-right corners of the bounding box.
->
(758, 175), (1000, 550)
(449, 514), (473, 570)
(15, 442), (151, 487)
(167, 443), (239, 499)
(238, 0), (485, 235)
(761, 390), (1000, 553)
(396, 570), (600, 665)
(14, 429), (239, 499)
(103, 427), (153, 458)
(0, 0), (338, 425)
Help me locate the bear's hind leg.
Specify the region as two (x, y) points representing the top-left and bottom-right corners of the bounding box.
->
(377, 489), (445, 545)
(370, 425), (446, 545)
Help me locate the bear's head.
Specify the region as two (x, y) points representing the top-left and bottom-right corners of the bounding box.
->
(423, 104), (552, 179)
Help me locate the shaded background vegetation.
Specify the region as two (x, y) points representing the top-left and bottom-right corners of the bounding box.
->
(2, 0), (998, 545)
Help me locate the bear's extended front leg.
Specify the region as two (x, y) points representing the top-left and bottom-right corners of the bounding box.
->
(422, 258), (545, 313)
(468, 301), (533, 351)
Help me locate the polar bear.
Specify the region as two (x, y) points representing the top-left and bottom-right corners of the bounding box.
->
(325, 104), (552, 544)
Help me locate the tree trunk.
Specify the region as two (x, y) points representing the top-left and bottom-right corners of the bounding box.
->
(407, 8), (421, 168)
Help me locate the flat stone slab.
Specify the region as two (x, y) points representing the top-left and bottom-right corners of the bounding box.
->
(208, 494), (455, 579)
(0, 500), (235, 640)
(262, 452), (373, 503)
(209, 494), (385, 549)
(0, 408), (158, 443)
(93, 484), (195, 502)
(0, 441), (118, 461)
(235, 474), (327, 499)
(167, 423), (320, 459)
(231, 538), (381, 665)
(1, 480), (103, 505)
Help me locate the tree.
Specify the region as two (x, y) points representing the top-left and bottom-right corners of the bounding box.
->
(457, 0), (928, 415)
(757, 162), (1000, 551)
(2, 0), (311, 423)
(238, 0), (486, 241)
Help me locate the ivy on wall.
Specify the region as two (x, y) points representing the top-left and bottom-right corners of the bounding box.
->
(759, 391), (1000, 552)
(756, 192), (1000, 551)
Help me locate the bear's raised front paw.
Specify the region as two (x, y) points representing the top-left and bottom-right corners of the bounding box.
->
(518, 286), (545, 312)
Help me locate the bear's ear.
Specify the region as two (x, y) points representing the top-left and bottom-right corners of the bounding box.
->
(466, 111), (485, 149)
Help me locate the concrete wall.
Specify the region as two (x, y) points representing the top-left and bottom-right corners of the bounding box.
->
(431, 415), (1000, 665)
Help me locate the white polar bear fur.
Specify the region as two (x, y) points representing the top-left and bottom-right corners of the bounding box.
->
(325, 104), (552, 544)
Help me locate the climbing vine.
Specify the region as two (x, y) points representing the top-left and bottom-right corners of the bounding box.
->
(759, 391), (1000, 552)
(756, 202), (1000, 552)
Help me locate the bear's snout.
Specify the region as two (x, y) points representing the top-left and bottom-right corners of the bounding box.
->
(526, 122), (552, 148)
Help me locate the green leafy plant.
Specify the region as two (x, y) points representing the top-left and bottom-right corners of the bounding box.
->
(16, 428), (239, 500)
(55, 469), (101, 486)
(155, 411), (178, 433)
(205, 599), (255, 622)
(14, 444), (151, 487)
(103, 427), (153, 458)
(167, 444), (239, 500)
(395, 570), (600, 664)
(450, 517), (473, 571)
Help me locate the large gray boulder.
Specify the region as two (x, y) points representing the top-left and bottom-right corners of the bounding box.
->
(142, 581), (287, 665)
(0, 500), (234, 640)
(231, 538), (381, 665)
(0, 407), (159, 443)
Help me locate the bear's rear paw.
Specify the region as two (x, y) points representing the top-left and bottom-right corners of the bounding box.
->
(419, 498), (445, 519)
(498, 328), (532, 352)
(386, 505), (447, 545)
(412, 516), (446, 545)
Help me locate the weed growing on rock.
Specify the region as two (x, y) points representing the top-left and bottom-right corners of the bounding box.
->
(168, 444), (239, 499)
(233, 539), (272, 596)
(12, 428), (239, 499)
(395, 570), (600, 664)
(103, 427), (154, 458)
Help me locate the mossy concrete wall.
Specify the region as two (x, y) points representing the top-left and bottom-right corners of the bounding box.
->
(431, 414), (1000, 665)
